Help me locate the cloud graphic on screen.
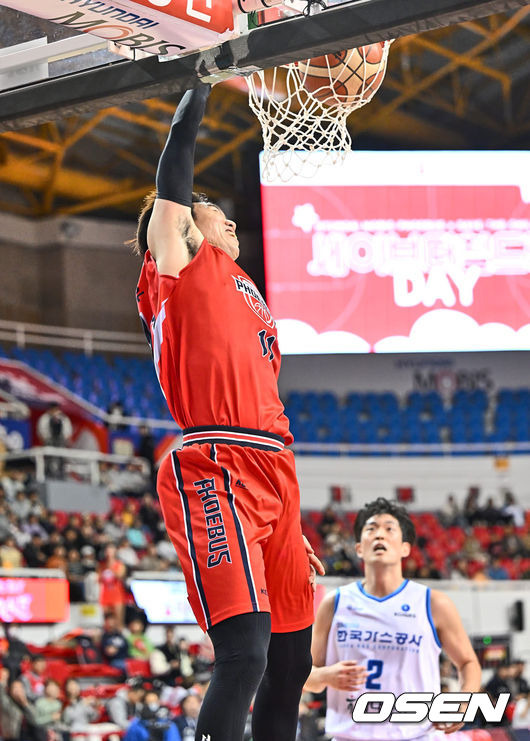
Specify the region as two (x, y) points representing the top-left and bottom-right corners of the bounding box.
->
(277, 319), (370, 354)
(292, 204), (319, 233)
(374, 310), (530, 353)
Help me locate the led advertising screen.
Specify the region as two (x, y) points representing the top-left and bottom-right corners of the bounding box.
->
(0, 577), (69, 623)
(130, 579), (197, 624)
(261, 151), (530, 354)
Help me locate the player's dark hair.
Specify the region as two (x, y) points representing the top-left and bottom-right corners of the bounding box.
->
(131, 190), (211, 257)
(354, 497), (416, 545)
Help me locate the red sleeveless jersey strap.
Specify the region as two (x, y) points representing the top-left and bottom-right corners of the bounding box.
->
(136, 249), (182, 339)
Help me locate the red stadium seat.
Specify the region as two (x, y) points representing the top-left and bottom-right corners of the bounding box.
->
(472, 526), (490, 548)
(446, 526), (466, 547)
(499, 559), (519, 579)
(491, 524), (505, 538)
(81, 683), (127, 699)
(54, 511), (70, 530)
(45, 659), (71, 684)
(110, 497), (125, 514)
(125, 658), (151, 676)
(307, 511), (323, 527)
(126, 497), (141, 513)
(26, 644), (77, 661)
(69, 664), (123, 680)
(301, 525), (322, 551)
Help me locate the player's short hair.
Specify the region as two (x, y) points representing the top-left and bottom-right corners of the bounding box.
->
(132, 190), (212, 257)
(354, 497), (416, 545)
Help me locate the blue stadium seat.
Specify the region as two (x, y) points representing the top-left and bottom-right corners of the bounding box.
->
(4, 344), (527, 452)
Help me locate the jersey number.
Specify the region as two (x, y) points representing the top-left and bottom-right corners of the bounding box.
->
(366, 659), (383, 689)
(258, 329), (276, 361)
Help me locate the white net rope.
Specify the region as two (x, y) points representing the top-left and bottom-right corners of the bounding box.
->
(247, 41), (392, 181)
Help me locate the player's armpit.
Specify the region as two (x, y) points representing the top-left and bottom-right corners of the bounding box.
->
(148, 199), (204, 277)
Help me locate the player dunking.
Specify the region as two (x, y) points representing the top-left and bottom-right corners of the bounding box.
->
(305, 498), (481, 741)
(134, 84), (323, 741)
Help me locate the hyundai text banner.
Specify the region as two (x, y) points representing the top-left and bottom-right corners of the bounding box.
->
(0, 0), (237, 57)
(260, 151), (530, 354)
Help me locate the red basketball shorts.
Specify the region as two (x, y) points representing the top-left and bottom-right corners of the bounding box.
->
(157, 433), (314, 633)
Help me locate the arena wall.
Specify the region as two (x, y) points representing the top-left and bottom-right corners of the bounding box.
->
(0, 212), (263, 332)
(295, 454), (530, 509)
(280, 352), (530, 397)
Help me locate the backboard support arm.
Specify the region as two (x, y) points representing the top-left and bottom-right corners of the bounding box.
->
(0, 0), (527, 131)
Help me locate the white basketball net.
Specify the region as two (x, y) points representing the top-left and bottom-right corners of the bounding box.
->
(247, 41), (392, 181)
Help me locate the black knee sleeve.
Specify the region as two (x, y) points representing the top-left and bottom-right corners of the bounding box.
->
(195, 611), (271, 741)
(252, 626), (313, 741)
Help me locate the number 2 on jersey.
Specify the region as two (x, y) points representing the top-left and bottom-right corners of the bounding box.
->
(366, 659), (383, 689)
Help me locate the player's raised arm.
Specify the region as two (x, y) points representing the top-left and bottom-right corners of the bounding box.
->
(304, 590), (366, 694)
(147, 85), (210, 277)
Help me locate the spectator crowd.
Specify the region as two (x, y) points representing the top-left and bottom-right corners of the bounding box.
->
(2, 630), (529, 741)
(307, 488), (530, 581)
(0, 462), (529, 740)
(0, 464), (179, 609)
(0, 622), (215, 741)
(2, 459), (530, 599)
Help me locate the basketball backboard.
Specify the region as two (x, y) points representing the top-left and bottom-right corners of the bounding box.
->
(1, 0), (529, 131)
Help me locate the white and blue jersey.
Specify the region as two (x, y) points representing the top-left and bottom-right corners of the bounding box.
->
(325, 579), (441, 741)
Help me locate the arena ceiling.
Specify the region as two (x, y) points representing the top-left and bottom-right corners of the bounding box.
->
(0, 5), (529, 228)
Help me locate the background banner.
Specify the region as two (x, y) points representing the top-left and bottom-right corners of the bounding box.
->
(0, 0), (237, 57)
(0, 576), (69, 623)
(261, 151), (530, 354)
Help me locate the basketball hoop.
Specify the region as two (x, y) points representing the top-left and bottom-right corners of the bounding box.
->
(247, 38), (392, 181)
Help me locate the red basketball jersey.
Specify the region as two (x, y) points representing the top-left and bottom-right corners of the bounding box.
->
(136, 240), (293, 444)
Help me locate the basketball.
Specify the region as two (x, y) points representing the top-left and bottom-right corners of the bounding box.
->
(297, 43), (387, 106)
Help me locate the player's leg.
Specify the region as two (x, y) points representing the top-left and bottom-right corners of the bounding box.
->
(252, 625), (312, 741)
(251, 448), (315, 741)
(156, 445), (274, 740)
(196, 611), (271, 741)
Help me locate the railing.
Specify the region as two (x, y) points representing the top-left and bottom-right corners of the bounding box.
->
(291, 441), (530, 455)
(0, 446), (152, 484)
(0, 567), (65, 578)
(0, 319), (147, 356)
(100, 411), (179, 431)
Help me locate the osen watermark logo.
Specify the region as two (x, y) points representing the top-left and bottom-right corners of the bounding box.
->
(351, 692), (510, 724)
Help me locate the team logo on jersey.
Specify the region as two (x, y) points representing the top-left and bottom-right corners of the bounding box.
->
(394, 604), (416, 618)
(232, 275), (275, 328)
